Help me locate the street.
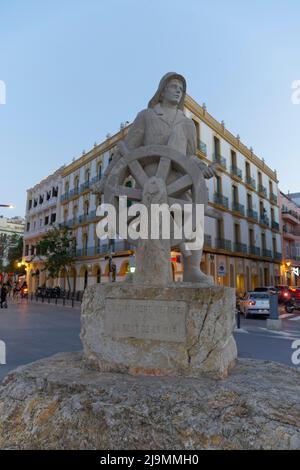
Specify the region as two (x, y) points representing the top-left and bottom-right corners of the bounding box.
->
(1, 301), (300, 383)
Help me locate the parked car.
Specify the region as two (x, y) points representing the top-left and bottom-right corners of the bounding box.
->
(254, 286), (278, 295)
(239, 292), (270, 318)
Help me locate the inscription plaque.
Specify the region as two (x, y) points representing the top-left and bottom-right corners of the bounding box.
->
(104, 299), (186, 342)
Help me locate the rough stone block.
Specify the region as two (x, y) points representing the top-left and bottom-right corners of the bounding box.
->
(81, 283), (237, 378)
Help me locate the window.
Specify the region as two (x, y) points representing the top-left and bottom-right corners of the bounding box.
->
(51, 213), (56, 224)
(247, 194), (252, 211)
(232, 185), (238, 203)
(74, 176), (80, 191)
(245, 162), (251, 179)
(45, 216), (49, 226)
(39, 195), (44, 204)
(84, 200), (89, 216)
(28, 200), (32, 210)
(214, 136), (220, 157)
(231, 150), (237, 168)
(216, 175), (222, 194)
(192, 119), (200, 141)
(234, 224), (240, 244)
(97, 163), (102, 180)
(85, 169), (90, 182)
(249, 228), (255, 247)
(25, 245), (29, 256)
(26, 222), (30, 232)
(65, 181), (70, 193)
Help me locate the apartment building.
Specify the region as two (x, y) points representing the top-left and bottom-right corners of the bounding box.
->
(23, 96), (282, 294)
(279, 191), (300, 286)
(23, 166), (64, 292)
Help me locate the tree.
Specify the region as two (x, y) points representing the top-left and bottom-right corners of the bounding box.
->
(2, 234), (26, 276)
(35, 227), (76, 291)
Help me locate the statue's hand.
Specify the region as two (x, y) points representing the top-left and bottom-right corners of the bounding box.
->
(202, 164), (217, 179)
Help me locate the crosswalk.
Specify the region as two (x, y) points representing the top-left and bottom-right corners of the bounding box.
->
(280, 314), (300, 321)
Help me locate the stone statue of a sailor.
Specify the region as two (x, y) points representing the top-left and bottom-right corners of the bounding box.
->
(119, 72), (216, 284)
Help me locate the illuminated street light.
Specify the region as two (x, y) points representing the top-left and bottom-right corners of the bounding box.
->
(0, 204), (14, 208)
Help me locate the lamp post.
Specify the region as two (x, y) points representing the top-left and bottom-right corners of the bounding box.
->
(0, 204), (14, 208)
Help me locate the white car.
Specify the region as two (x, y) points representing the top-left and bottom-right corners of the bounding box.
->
(239, 292), (270, 318)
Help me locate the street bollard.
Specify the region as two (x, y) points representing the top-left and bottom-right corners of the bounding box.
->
(72, 298), (74, 308)
(267, 293), (282, 330)
(236, 309), (241, 329)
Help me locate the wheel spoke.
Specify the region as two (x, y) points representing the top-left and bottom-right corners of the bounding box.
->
(156, 157), (171, 180)
(128, 160), (148, 187)
(168, 197), (190, 211)
(167, 174), (192, 197)
(115, 186), (142, 201)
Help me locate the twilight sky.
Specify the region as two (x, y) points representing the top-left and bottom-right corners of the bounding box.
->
(1, 0), (300, 218)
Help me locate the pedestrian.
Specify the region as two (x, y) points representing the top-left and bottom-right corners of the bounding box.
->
(0, 284), (8, 308)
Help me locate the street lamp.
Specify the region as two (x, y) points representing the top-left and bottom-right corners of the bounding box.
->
(0, 204), (14, 209)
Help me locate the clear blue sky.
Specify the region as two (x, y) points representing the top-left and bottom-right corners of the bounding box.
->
(1, 0), (300, 218)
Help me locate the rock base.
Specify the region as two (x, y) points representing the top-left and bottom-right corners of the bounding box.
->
(81, 283), (237, 379)
(0, 352), (300, 450)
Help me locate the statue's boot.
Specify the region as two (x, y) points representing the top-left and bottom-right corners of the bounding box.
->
(182, 250), (214, 285)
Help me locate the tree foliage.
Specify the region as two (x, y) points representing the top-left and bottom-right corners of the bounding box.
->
(1, 234), (25, 275)
(35, 227), (76, 290)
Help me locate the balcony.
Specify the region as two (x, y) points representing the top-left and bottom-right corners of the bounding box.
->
(213, 192), (229, 209)
(212, 153), (227, 170)
(230, 165), (242, 180)
(260, 215), (270, 227)
(270, 193), (278, 205)
(249, 245), (260, 256)
(262, 248), (272, 258)
(282, 209), (300, 224)
(245, 176), (256, 190)
(258, 184), (267, 198)
(247, 209), (258, 221)
(97, 240), (134, 255)
(76, 246), (96, 257)
(80, 181), (91, 193)
(234, 242), (247, 254)
(271, 220), (280, 231)
(61, 192), (70, 203)
(283, 226), (299, 240)
(198, 140), (207, 155)
(78, 210), (98, 225)
(215, 238), (232, 251)
(232, 201), (245, 216)
(204, 234), (212, 247)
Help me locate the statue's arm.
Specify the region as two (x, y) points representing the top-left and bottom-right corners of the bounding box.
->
(123, 110), (146, 150)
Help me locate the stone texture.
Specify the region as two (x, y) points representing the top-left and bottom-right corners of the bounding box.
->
(81, 283), (237, 379)
(0, 352), (300, 450)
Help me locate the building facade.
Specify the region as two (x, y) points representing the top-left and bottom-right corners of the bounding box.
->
(23, 95), (282, 294)
(23, 166), (64, 292)
(279, 191), (300, 286)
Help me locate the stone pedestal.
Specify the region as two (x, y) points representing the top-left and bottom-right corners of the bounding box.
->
(81, 283), (237, 379)
(267, 319), (282, 331)
(1, 353), (300, 450)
